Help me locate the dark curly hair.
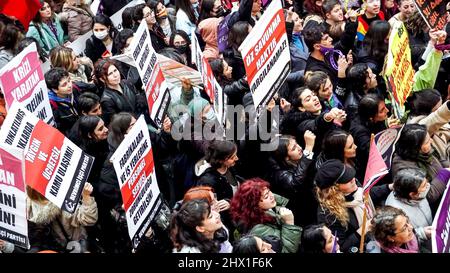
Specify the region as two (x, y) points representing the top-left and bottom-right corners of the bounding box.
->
(371, 206), (409, 248)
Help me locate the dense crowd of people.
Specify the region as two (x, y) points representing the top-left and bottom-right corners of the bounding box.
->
(0, 0), (450, 254)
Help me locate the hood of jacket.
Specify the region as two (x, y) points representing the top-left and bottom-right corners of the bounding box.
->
(27, 199), (61, 225)
(195, 159), (212, 177)
(62, 4), (94, 17)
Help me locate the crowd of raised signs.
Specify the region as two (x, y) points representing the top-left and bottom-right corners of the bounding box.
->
(0, 0), (450, 254)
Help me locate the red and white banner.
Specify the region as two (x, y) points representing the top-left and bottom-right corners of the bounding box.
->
(110, 115), (163, 248)
(0, 43), (54, 125)
(129, 21), (171, 128)
(0, 104), (94, 214)
(191, 30), (227, 127)
(363, 136), (389, 193)
(0, 145), (29, 249)
(239, 0), (290, 109)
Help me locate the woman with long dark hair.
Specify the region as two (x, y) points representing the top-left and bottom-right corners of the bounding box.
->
(170, 199), (222, 253)
(26, 0), (65, 54)
(406, 89), (450, 165)
(356, 20), (390, 75)
(392, 124), (449, 212)
(175, 0), (199, 40)
(266, 133), (316, 226)
(209, 58), (249, 106)
(94, 59), (140, 126)
(84, 14), (119, 64)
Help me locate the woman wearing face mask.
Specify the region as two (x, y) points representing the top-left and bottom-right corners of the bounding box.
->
(385, 169), (434, 249)
(84, 14), (119, 65)
(148, 0), (176, 43)
(198, 1), (224, 60)
(169, 30), (193, 67)
(199, 0), (226, 22)
(175, 0), (199, 40)
(133, 3), (168, 52)
(315, 159), (375, 253)
(392, 124), (449, 213)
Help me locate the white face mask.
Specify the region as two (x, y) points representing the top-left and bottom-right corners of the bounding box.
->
(94, 30), (108, 40)
(203, 108), (216, 121)
(417, 183), (430, 200)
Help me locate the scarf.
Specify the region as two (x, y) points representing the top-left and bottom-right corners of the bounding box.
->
(292, 34), (304, 53)
(380, 235), (419, 253)
(344, 187), (375, 227)
(416, 150), (440, 181)
(48, 90), (73, 104)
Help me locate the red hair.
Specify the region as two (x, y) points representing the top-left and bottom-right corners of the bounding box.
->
(183, 186), (214, 204)
(230, 178), (274, 233)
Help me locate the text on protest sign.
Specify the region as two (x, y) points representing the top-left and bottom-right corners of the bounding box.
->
(110, 116), (162, 248)
(129, 21), (171, 128)
(414, 0), (447, 30)
(383, 22), (414, 119)
(0, 145), (29, 249)
(0, 43), (54, 124)
(239, 0), (290, 109)
(0, 104), (94, 214)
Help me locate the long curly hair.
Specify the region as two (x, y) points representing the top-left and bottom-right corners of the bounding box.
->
(230, 178), (274, 233)
(170, 199), (220, 253)
(316, 185), (349, 227)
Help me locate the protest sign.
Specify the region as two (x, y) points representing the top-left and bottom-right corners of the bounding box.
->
(110, 115), (163, 248)
(157, 54), (203, 87)
(0, 43), (54, 125)
(0, 145), (29, 249)
(0, 104), (94, 214)
(383, 21), (414, 119)
(239, 0), (290, 110)
(374, 125), (403, 170)
(432, 182), (450, 253)
(414, 0), (447, 30)
(127, 21), (171, 128)
(191, 30), (227, 127)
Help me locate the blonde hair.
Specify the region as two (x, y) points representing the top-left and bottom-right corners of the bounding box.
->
(49, 46), (76, 72)
(316, 185), (349, 227)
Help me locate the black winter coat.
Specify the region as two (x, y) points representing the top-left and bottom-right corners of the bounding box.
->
(84, 35), (118, 65)
(267, 156), (317, 226)
(280, 110), (336, 155)
(100, 81), (138, 125)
